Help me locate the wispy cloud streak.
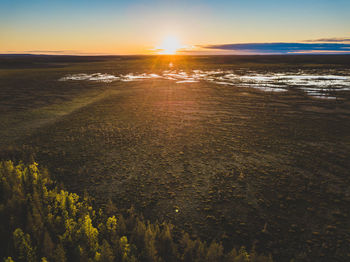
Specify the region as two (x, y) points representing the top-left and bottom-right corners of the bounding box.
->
(304, 37), (350, 43)
(3, 50), (111, 55)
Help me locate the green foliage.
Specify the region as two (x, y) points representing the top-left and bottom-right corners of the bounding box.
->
(119, 236), (130, 261)
(106, 216), (117, 232)
(0, 161), (272, 262)
(80, 214), (99, 251)
(13, 228), (36, 262)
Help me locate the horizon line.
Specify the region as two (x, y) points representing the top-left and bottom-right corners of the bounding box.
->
(2, 53), (350, 57)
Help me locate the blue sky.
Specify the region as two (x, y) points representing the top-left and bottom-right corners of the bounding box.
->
(1, 0), (350, 54)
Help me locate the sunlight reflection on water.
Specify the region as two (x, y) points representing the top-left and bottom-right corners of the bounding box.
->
(59, 70), (350, 99)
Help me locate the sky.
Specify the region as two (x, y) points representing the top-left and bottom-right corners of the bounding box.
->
(1, 0), (350, 55)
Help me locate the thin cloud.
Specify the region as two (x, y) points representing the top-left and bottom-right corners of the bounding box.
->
(26, 50), (68, 53)
(4, 50), (65, 54)
(304, 37), (350, 43)
(2, 50), (111, 55)
(26, 50), (91, 55)
(201, 42), (350, 54)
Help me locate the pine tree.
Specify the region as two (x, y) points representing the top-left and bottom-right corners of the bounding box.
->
(157, 223), (177, 262)
(144, 224), (158, 262)
(206, 241), (224, 262)
(52, 244), (66, 262)
(119, 236), (131, 262)
(80, 214), (99, 251)
(100, 240), (115, 262)
(13, 228), (36, 262)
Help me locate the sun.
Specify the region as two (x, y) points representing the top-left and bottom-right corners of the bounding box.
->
(156, 35), (183, 55)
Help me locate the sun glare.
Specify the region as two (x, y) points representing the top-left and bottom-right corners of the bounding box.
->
(156, 36), (183, 55)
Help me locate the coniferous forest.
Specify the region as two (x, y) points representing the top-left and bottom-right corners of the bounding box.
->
(0, 161), (272, 262)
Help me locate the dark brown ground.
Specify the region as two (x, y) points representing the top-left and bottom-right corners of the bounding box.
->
(1, 55), (350, 261)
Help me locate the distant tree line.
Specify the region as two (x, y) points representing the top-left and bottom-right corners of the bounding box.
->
(0, 161), (273, 262)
